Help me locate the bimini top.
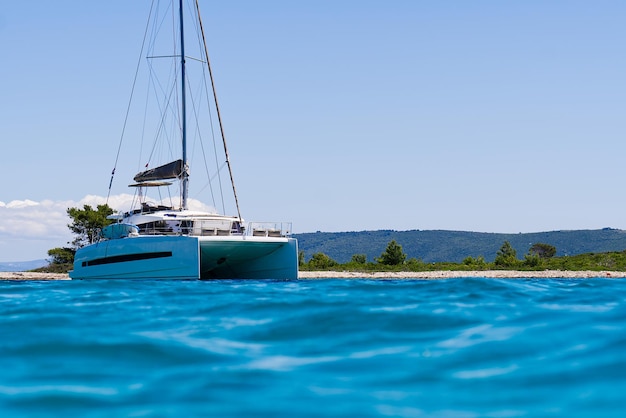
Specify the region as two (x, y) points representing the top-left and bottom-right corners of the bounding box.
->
(133, 159), (183, 182)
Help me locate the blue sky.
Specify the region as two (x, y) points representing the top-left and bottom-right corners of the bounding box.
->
(1, 0), (625, 262)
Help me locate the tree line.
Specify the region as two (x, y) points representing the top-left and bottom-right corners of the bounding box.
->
(297, 239), (612, 272)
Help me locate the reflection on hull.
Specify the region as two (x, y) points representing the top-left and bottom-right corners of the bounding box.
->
(199, 236), (298, 279)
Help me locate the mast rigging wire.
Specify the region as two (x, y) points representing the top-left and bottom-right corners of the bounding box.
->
(107, 1), (156, 204)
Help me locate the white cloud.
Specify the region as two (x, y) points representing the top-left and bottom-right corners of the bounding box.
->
(2, 199), (40, 209)
(0, 195), (217, 240)
(0, 194), (217, 262)
(0, 199), (68, 239)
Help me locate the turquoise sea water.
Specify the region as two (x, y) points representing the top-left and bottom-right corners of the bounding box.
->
(1, 278), (625, 417)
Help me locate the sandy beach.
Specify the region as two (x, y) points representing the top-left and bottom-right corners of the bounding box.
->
(0, 272), (71, 280)
(1, 270), (626, 280)
(298, 270), (626, 279)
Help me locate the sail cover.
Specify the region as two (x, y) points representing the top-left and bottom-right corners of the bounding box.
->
(134, 160), (183, 182)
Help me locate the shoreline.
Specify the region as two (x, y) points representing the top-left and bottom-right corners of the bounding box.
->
(0, 272), (71, 281)
(1, 270), (625, 281)
(298, 270), (626, 279)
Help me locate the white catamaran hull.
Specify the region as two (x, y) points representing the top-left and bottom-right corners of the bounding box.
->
(70, 235), (298, 280)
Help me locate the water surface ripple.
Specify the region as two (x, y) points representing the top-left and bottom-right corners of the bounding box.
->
(1, 278), (625, 417)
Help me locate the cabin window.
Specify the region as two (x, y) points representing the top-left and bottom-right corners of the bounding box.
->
(138, 221), (174, 235)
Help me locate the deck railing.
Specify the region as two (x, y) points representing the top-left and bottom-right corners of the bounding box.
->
(247, 222), (292, 238)
(131, 220), (293, 238)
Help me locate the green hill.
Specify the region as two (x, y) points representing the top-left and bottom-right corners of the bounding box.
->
(295, 228), (626, 263)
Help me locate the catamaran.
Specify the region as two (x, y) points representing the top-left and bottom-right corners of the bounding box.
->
(69, 0), (298, 280)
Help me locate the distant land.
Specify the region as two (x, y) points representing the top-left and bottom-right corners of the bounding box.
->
(295, 228), (626, 264)
(0, 259), (48, 272)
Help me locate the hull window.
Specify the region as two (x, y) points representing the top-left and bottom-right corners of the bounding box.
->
(82, 251), (173, 267)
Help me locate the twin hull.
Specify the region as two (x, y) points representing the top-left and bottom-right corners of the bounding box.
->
(69, 235), (298, 280)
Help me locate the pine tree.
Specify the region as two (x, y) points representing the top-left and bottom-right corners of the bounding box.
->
(377, 240), (407, 265)
(494, 241), (519, 267)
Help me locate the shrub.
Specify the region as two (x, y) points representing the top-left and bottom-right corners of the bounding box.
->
(529, 243), (557, 259)
(307, 252), (338, 269)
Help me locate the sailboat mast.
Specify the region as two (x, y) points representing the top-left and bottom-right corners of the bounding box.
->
(179, 0), (189, 210)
